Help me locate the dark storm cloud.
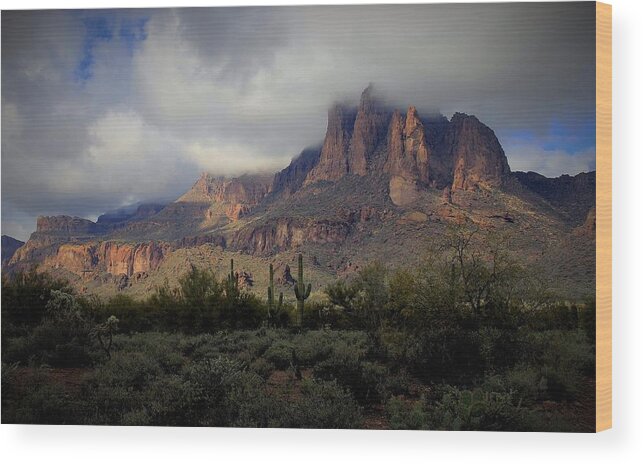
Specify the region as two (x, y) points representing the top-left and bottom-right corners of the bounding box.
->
(2, 3), (596, 240)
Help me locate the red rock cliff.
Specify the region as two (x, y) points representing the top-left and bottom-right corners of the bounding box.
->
(305, 104), (356, 184)
(442, 113), (510, 191)
(384, 106), (431, 185)
(42, 241), (172, 277)
(347, 84), (389, 175)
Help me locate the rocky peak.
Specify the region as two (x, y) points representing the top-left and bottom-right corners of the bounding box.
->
(404, 106), (421, 134)
(304, 103), (356, 185)
(447, 113), (510, 191)
(384, 106), (431, 185)
(347, 84), (389, 175)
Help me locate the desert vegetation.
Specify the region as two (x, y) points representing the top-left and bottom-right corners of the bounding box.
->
(1, 229), (595, 430)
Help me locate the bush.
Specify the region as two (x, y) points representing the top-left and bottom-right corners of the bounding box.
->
(3, 290), (98, 367)
(291, 379), (362, 428)
(428, 386), (526, 431)
(264, 340), (295, 369)
(385, 396), (429, 430)
(1, 270), (72, 329)
(312, 339), (383, 405)
(502, 365), (545, 405)
(1, 367), (83, 424)
(519, 330), (594, 401)
(180, 356), (263, 426)
(249, 358), (275, 380)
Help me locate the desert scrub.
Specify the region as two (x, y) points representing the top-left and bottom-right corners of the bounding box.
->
(249, 357), (276, 380)
(180, 355), (266, 426)
(290, 379), (362, 428)
(312, 339), (387, 405)
(2, 367), (83, 424)
(516, 330), (594, 401)
(263, 339), (295, 369)
(385, 396), (429, 430)
(424, 386), (566, 432)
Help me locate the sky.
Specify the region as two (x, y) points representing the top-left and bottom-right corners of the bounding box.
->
(1, 3), (596, 241)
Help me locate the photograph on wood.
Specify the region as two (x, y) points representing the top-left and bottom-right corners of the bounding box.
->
(1, 2), (611, 431)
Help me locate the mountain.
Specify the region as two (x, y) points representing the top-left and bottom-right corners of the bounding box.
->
(4, 86), (596, 300)
(1, 235), (25, 267)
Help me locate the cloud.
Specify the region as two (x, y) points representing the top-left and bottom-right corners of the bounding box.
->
(2, 4), (596, 240)
(185, 141), (290, 177)
(504, 141), (596, 178)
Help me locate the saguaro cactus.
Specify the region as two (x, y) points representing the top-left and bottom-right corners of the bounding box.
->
(294, 253), (311, 326)
(267, 263), (283, 320)
(226, 258), (239, 297)
(228, 258), (239, 289)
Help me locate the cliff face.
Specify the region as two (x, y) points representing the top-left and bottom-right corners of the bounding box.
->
(35, 215), (98, 236)
(347, 85), (390, 175)
(272, 147), (321, 195)
(178, 173), (272, 221)
(304, 104), (356, 184)
(179, 173), (272, 205)
(384, 108), (430, 182)
(441, 113), (510, 191)
(298, 87), (510, 199)
(43, 241), (172, 277)
(230, 218), (352, 255)
(9, 215), (103, 268)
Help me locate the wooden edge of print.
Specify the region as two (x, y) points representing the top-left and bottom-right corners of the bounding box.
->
(595, 1), (612, 433)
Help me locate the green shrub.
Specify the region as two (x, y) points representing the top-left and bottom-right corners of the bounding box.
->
(312, 340), (383, 405)
(1, 270), (72, 329)
(264, 340), (295, 369)
(385, 396), (429, 430)
(4, 291), (98, 367)
(502, 365), (545, 405)
(2, 367), (83, 424)
(428, 386), (525, 431)
(180, 356), (263, 426)
(521, 330), (594, 401)
(291, 379), (362, 428)
(292, 331), (333, 365)
(249, 358), (275, 380)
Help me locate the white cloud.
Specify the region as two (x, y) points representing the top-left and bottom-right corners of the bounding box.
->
(53, 110), (193, 199)
(186, 141), (290, 177)
(504, 141), (596, 177)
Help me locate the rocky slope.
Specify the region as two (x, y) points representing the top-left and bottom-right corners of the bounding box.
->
(5, 86), (596, 299)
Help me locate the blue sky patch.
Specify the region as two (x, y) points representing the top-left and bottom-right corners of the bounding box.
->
(74, 14), (149, 82)
(501, 116), (596, 155)
(120, 17), (149, 55)
(75, 16), (114, 81)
